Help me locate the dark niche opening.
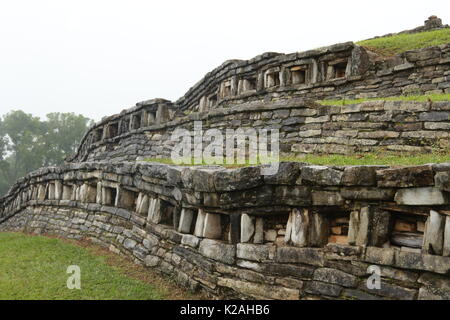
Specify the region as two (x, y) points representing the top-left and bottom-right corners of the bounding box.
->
(328, 212), (350, 245)
(390, 214), (425, 251)
(106, 122), (119, 138)
(266, 71), (280, 88)
(131, 113), (142, 130)
(103, 186), (117, 206)
(334, 62), (347, 79)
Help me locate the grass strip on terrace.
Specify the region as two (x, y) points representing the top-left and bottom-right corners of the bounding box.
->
(144, 152), (449, 167)
(317, 93), (450, 106)
(356, 28), (450, 56)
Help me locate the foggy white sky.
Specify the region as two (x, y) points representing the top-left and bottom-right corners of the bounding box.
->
(0, 0), (449, 122)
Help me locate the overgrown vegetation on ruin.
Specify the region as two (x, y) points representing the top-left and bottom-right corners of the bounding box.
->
(317, 93), (450, 106)
(357, 28), (450, 56)
(144, 151), (449, 167)
(0, 233), (201, 300)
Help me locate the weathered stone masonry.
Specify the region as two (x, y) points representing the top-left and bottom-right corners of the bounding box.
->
(1, 19), (449, 300)
(67, 40), (450, 163)
(1, 161), (450, 300)
(69, 99), (449, 163)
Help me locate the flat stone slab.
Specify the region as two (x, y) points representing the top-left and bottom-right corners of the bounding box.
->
(394, 187), (449, 205)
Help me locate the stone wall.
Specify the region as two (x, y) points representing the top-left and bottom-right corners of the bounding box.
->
(175, 43), (450, 113)
(1, 19), (450, 300)
(1, 161), (450, 299)
(69, 99), (450, 163)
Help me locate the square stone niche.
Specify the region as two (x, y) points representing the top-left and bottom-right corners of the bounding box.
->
(194, 211), (230, 241)
(93, 127), (103, 142)
(120, 117), (130, 134)
(326, 60), (348, 80)
(130, 113), (142, 130)
(328, 212), (350, 245)
(102, 186), (117, 206)
(207, 93), (218, 108)
(239, 76), (257, 94)
(221, 80), (232, 98)
(290, 66), (308, 85)
(116, 188), (138, 211)
(106, 122), (119, 139)
(265, 70), (281, 88)
(390, 213), (426, 253)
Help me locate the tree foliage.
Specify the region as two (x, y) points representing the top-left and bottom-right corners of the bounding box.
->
(0, 110), (93, 196)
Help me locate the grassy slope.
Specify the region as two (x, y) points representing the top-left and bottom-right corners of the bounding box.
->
(356, 28), (450, 56)
(0, 232), (198, 300)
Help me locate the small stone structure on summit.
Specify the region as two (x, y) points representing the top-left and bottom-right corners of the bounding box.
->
(0, 17), (449, 300)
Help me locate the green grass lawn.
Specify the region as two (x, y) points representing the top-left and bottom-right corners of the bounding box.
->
(356, 28), (450, 56)
(317, 93), (450, 106)
(144, 152), (449, 167)
(0, 232), (191, 300)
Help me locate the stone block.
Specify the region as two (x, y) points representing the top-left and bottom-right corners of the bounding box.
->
(364, 247), (395, 265)
(342, 166), (381, 186)
(276, 247), (324, 266)
(136, 193), (149, 215)
(313, 268), (358, 288)
(220, 185), (274, 208)
(418, 287), (445, 300)
(300, 165), (343, 186)
(342, 289), (382, 300)
(423, 210), (445, 255)
(363, 282), (416, 300)
(236, 243), (271, 262)
(263, 263), (315, 279)
(48, 183), (55, 200)
(54, 181), (62, 200)
(214, 167), (263, 192)
(254, 218), (264, 244)
(369, 209), (391, 247)
(348, 207), (370, 246)
(240, 214), (255, 243)
(444, 216), (450, 257)
(341, 187), (395, 201)
(217, 277), (299, 300)
(178, 208), (196, 234)
(274, 186), (311, 206)
(203, 213), (222, 239)
(191, 168), (218, 192)
(199, 239), (235, 265)
(194, 209), (206, 237)
(376, 165), (434, 188)
(395, 187), (449, 205)
(435, 171), (450, 192)
(285, 209), (308, 247)
(312, 191), (344, 206)
(96, 182), (102, 204)
(181, 234), (200, 248)
(263, 162), (302, 185)
(305, 281), (342, 297)
(264, 229), (277, 242)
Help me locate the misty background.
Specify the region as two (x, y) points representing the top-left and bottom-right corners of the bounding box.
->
(1, 0), (449, 121)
